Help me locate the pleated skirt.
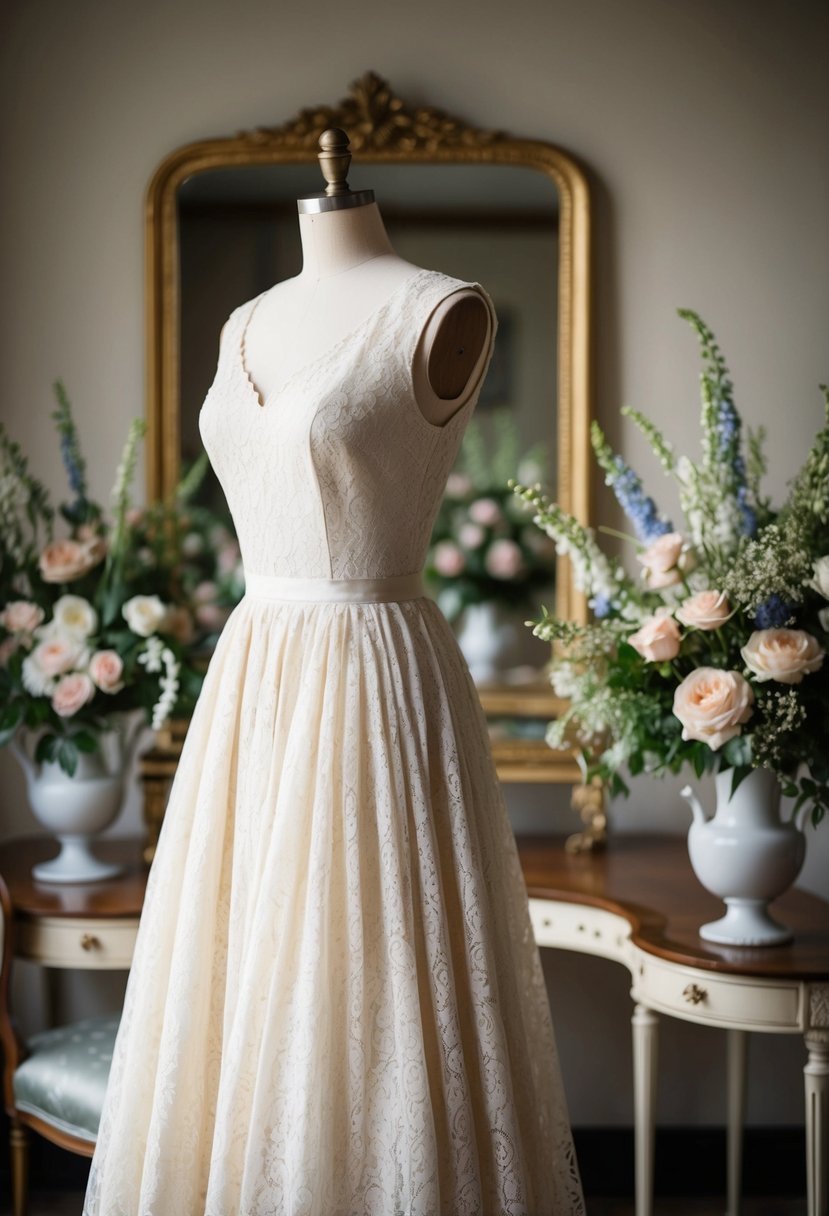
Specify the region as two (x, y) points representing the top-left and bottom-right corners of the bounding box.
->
(83, 590), (584, 1216)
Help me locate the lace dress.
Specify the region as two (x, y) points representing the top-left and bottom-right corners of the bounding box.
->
(82, 267), (585, 1215)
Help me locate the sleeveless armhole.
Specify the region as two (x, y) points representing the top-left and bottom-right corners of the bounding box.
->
(407, 281), (499, 430)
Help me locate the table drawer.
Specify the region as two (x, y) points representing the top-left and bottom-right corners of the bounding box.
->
(529, 898), (630, 963)
(17, 916), (139, 969)
(632, 952), (802, 1031)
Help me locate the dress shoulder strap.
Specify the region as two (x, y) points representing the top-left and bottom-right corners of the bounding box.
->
(398, 270), (498, 370)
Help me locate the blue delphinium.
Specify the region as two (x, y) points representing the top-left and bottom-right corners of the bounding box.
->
(753, 594), (796, 629)
(591, 422), (674, 544)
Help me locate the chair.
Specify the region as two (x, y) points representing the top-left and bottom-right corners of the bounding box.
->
(0, 873), (118, 1216)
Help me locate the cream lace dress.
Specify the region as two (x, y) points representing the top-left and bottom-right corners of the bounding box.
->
(82, 267), (585, 1215)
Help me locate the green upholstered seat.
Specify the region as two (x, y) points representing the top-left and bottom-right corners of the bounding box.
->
(12, 1014), (120, 1142)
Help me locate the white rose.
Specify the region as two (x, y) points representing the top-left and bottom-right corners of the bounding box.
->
(673, 668), (754, 751)
(53, 594), (97, 639)
(741, 628), (824, 685)
(122, 595), (167, 637)
(21, 652), (57, 696)
(676, 590), (731, 631)
(810, 556), (829, 600)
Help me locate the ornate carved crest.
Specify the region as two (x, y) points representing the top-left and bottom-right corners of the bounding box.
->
(239, 70), (504, 153)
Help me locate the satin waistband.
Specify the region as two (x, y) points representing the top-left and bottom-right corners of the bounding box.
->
(243, 570), (426, 603)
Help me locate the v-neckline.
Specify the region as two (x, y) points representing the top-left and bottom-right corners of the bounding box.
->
(237, 266), (432, 410)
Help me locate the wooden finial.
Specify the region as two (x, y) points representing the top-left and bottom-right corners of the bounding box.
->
(318, 128), (352, 196)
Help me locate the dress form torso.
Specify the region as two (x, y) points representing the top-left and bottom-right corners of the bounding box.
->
(237, 203), (492, 426)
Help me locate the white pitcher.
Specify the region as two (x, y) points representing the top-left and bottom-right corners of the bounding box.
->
(681, 766), (809, 946)
(10, 708), (147, 883)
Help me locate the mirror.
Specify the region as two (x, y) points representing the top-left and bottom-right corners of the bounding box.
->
(145, 71), (592, 784)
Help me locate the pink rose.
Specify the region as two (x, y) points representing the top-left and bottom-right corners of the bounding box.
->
(741, 628), (824, 685)
(458, 523), (485, 550)
(676, 590), (731, 631)
(51, 671), (95, 717)
(637, 531), (691, 589)
(1, 600), (45, 633)
(468, 497), (502, 527)
(0, 635), (22, 666)
(31, 635), (83, 677)
(39, 537), (106, 583)
(628, 613), (681, 661)
(89, 650), (125, 694)
(673, 667), (754, 751)
(433, 541), (466, 577)
(195, 602), (231, 631)
(484, 539), (525, 579)
(217, 539), (241, 574)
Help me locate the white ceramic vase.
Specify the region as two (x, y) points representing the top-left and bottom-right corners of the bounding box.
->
(681, 767), (809, 946)
(454, 600), (523, 684)
(10, 709), (146, 883)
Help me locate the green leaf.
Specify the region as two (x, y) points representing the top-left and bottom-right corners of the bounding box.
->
(35, 732), (58, 764)
(56, 736), (78, 777)
(70, 730), (100, 754)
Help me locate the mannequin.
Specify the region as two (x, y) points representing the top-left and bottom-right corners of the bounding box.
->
(231, 131), (493, 427)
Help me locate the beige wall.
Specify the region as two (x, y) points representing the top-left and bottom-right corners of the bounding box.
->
(2, 0), (827, 1129)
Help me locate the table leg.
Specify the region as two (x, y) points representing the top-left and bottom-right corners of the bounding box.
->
(726, 1028), (747, 1216)
(805, 1030), (829, 1216)
(632, 1002), (658, 1216)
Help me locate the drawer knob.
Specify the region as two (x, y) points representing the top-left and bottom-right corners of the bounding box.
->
(682, 982), (707, 1005)
(80, 933), (101, 951)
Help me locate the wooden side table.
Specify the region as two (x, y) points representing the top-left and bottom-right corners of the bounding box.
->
(518, 834), (829, 1216)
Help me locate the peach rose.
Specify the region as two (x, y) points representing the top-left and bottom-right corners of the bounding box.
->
(31, 635), (85, 677)
(1, 600), (45, 633)
(89, 650), (125, 694)
(741, 628), (825, 685)
(637, 531), (691, 589)
(39, 537), (106, 583)
(628, 613), (681, 662)
(673, 667), (754, 751)
(51, 672), (95, 717)
(676, 590), (731, 631)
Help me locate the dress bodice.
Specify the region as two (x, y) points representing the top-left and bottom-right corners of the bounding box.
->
(198, 269), (497, 582)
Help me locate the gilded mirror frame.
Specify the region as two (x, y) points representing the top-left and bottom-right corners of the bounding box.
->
(143, 70), (593, 799)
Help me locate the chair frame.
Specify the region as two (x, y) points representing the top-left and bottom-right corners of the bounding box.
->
(1, 874), (96, 1216)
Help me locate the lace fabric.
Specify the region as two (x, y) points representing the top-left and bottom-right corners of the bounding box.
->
(83, 269), (585, 1215)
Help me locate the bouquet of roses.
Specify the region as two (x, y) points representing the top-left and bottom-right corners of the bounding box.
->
(511, 311), (829, 826)
(0, 381), (241, 776)
(426, 407), (558, 623)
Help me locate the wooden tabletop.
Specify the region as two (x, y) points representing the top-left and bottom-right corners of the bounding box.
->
(518, 834), (829, 981)
(0, 837), (148, 919)
(2, 834), (828, 982)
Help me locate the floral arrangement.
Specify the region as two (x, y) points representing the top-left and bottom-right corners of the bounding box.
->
(511, 311), (829, 827)
(426, 408), (558, 623)
(0, 381), (243, 776)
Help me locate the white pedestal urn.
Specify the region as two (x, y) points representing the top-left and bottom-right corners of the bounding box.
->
(9, 708), (147, 884)
(681, 767), (809, 946)
(454, 600), (524, 684)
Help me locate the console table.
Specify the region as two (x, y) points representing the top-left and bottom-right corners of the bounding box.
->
(2, 833), (828, 1215)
